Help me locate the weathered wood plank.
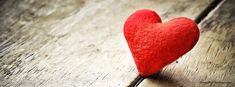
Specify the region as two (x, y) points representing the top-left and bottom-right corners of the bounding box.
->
(138, 0), (235, 87)
(0, 0), (212, 87)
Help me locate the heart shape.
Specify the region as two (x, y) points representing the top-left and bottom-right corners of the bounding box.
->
(124, 9), (199, 77)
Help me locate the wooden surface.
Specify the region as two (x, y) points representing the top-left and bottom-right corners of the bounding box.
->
(138, 0), (235, 87)
(0, 0), (225, 87)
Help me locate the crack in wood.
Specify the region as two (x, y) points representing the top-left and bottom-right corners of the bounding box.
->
(195, 0), (223, 24)
(128, 76), (144, 87)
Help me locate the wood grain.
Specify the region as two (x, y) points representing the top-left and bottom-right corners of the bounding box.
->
(0, 0), (212, 87)
(138, 0), (235, 87)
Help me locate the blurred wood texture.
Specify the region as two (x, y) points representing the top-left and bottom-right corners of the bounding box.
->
(138, 0), (235, 87)
(0, 0), (233, 87)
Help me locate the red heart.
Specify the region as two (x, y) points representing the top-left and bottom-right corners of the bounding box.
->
(124, 9), (199, 77)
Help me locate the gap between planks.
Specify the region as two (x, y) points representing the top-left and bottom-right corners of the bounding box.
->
(128, 0), (224, 87)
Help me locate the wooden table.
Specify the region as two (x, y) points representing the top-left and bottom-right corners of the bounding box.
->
(0, 0), (234, 87)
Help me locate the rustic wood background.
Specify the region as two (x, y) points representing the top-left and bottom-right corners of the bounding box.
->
(0, 0), (234, 87)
